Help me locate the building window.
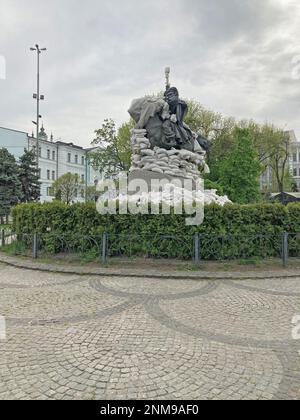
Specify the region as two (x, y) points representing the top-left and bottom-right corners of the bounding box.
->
(67, 153), (71, 163)
(38, 169), (41, 178)
(81, 174), (85, 183)
(294, 168), (297, 177)
(52, 151), (55, 160)
(39, 147), (42, 158)
(47, 149), (50, 159)
(52, 171), (55, 181)
(75, 155), (78, 164)
(47, 170), (50, 180)
(82, 156), (85, 165)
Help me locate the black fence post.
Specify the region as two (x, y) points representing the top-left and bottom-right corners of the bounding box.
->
(1, 229), (5, 247)
(102, 233), (107, 263)
(32, 233), (38, 259)
(282, 232), (289, 268)
(194, 234), (200, 264)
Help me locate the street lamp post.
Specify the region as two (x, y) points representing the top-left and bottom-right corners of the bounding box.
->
(30, 44), (46, 172)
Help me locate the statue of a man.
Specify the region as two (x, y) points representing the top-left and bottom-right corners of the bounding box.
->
(163, 86), (194, 148)
(128, 69), (203, 152)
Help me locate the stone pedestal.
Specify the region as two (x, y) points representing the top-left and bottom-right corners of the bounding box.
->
(127, 129), (231, 206)
(128, 169), (198, 194)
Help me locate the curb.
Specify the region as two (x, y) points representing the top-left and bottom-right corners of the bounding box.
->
(0, 253), (299, 280)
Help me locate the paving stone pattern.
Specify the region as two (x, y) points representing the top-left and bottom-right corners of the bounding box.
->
(0, 264), (299, 400)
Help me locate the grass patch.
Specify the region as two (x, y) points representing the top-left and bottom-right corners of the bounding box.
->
(0, 241), (28, 256)
(238, 257), (261, 266)
(79, 249), (99, 265)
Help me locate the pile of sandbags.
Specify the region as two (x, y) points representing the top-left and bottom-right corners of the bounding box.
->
(204, 189), (232, 206)
(130, 130), (209, 180)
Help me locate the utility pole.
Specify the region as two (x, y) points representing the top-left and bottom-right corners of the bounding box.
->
(30, 44), (46, 171)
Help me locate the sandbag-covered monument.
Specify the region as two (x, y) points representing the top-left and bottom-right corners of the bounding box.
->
(127, 68), (231, 206)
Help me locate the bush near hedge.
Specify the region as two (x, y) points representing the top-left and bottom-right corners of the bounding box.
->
(10, 202), (300, 260)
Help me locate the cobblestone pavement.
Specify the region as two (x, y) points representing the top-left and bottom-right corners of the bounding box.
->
(0, 263), (300, 400)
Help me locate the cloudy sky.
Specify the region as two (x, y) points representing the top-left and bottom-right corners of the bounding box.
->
(0, 0), (300, 147)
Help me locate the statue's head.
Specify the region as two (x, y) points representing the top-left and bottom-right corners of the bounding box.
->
(165, 87), (179, 107)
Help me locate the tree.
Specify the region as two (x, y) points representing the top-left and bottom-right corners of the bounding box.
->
(19, 149), (40, 203)
(235, 122), (293, 193)
(218, 128), (262, 204)
(51, 173), (82, 205)
(183, 100), (237, 180)
(184, 99), (223, 139)
(89, 119), (135, 178)
(204, 179), (224, 196)
(88, 98), (292, 196)
(0, 148), (22, 222)
(85, 185), (97, 202)
(268, 131), (292, 193)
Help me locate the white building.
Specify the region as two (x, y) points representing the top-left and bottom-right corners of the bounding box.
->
(0, 125), (101, 203)
(289, 130), (300, 190)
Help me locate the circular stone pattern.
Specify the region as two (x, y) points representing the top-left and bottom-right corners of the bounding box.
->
(90, 277), (216, 299)
(0, 282), (128, 323)
(0, 307), (283, 400)
(161, 283), (300, 344)
(0, 266), (299, 400)
(0, 265), (82, 288)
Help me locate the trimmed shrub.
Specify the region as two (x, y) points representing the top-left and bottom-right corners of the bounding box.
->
(10, 202), (300, 260)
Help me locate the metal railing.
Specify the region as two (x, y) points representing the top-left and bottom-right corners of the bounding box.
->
(1, 229), (299, 267)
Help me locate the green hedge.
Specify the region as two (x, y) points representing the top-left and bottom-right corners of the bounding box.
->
(10, 202), (300, 260)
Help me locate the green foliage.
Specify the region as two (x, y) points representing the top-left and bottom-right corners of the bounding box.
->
(217, 128), (262, 204)
(85, 185), (97, 202)
(51, 173), (83, 205)
(19, 148), (40, 202)
(268, 131), (292, 193)
(11, 201), (300, 260)
(184, 100), (236, 143)
(88, 98), (291, 201)
(0, 148), (22, 219)
(89, 119), (135, 178)
(204, 179), (224, 196)
(0, 240), (28, 256)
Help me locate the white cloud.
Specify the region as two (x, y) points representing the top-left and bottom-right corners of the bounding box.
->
(0, 0), (300, 146)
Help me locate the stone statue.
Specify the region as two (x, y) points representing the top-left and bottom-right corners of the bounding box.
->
(128, 69), (203, 153)
(126, 68), (232, 206)
(163, 86), (195, 150)
(128, 68), (213, 180)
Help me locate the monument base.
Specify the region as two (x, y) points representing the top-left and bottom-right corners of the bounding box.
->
(128, 169), (198, 191)
(127, 169), (231, 206)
